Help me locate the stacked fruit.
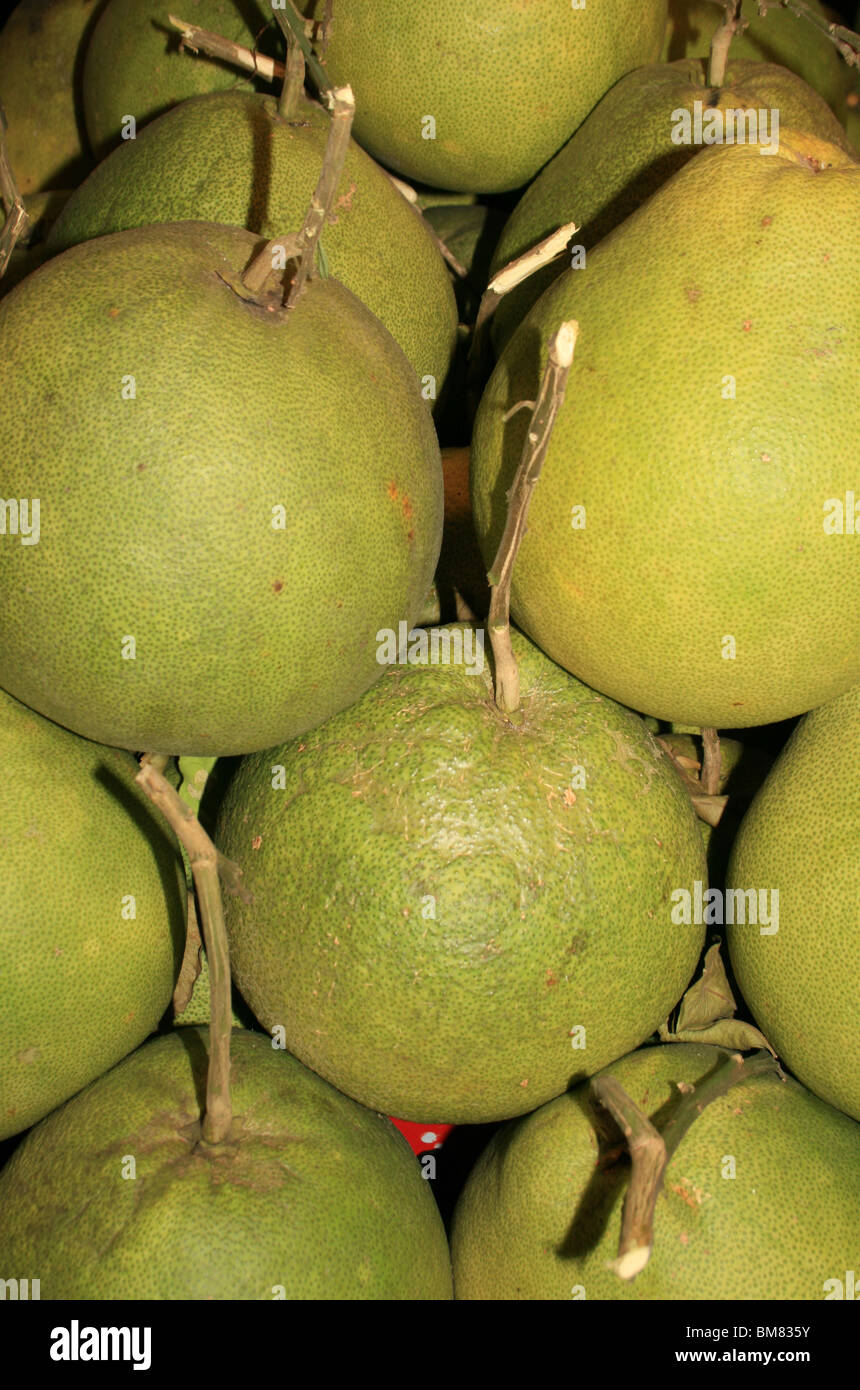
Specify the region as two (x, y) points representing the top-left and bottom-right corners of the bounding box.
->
(0, 0), (858, 1301)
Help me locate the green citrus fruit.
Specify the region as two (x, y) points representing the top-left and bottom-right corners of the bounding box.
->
(0, 0), (102, 193)
(215, 624), (706, 1124)
(46, 90), (457, 392)
(0, 1027), (453, 1298)
(82, 0), (277, 157)
(0, 686), (185, 1140)
(471, 134), (860, 729)
(305, 0), (668, 192)
(727, 683), (860, 1121)
(490, 59), (854, 349)
(0, 221), (443, 755)
(452, 1041), (860, 1299)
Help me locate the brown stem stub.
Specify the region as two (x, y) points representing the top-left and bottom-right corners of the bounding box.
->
(279, 31), (306, 118)
(487, 321), (578, 714)
(240, 83), (354, 308)
(135, 753), (236, 1145)
(708, 0), (744, 90)
(593, 1048), (784, 1282)
(285, 83), (354, 308)
(168, 13), (285, 82)
(700, 726), (722, 796)
(173, 894), (204, 1016)
(590, 1075), (667, 1281)
(470, 221), (578, 361)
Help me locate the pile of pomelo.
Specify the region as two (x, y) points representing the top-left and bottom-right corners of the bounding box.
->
(0, 0), (858, 1302)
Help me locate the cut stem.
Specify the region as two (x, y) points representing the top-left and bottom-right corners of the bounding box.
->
(590, 1075), (666, 1281)
(487, 321), (578, 714)
(273, 1), (333, 100)
(759, 1), (860, 67)
(173, 895), (204, 1016)
(136, 754), (241, 1145)
(470, 221), (578, 360)
(591, 1048), (783, 1281)
(279, 32), (306, 118)
(168, 13), (285, 82)
(0, 105), (31, 279)
(708, 0), (744, 89)
(286, 83), (354, 308)
(700, 726), (721, 796)
(240, 84), (355, 306)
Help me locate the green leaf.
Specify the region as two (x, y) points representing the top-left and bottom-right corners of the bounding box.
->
(669, 1020), (778, 1056)
(675, 942), (736, 1032)
(660, 941), (778, 1058)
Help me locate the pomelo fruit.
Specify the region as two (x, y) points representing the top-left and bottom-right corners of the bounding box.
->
(451, 1041), (860, 1298)
(214, 623), (707, 1124)
(0, 220), (443, 754)
(82, 0), (278, 157)
(489, 58), (854, 349)
(0, 686), (185, 1140)
(304, 0), (669, 193)
(662, 0), (853, 120)
(726, 683), (860, 1121)
(471, 134), (860, 730)
(46, 89), (458, 391)
(0, 1027), (453, 1299)
(0, 0), (102, 193)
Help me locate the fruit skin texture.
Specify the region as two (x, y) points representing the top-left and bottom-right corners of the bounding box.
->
(451, 1042), (860, 1299)
(662, 0), (853, 121)
(82, 0), (274, 157)
(490, 59), (855, 349)
(215, 626), (706, 1125)
(471, 136), (860, 730)
(45, 91), (458, 392)
(0, 0), (102, 193)
(0, 1028), (453, 1299)
(727, 684), (860, 1122)
(0, 221), (443, 755)
(305, 0), (668, 193)
(0, 686), (185, 1141)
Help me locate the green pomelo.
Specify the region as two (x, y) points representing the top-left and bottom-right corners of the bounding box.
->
(471, 134), (860, 730)
(662, 0), (853, 120)
(0, 686), (185, 1141)
(0, 0), (102, 193)
(304, 0), (668, 193)
(215, 625), (707, 1125)
(490, 59), (854, 349)
(451, 1042), (860, 1299)
(46, 90), (458, 390)
(726, 684), (860, 1122)
(82, 0), (277, 157)
(0, 1027), (453, 1299)
(0, 221), (443, 755)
